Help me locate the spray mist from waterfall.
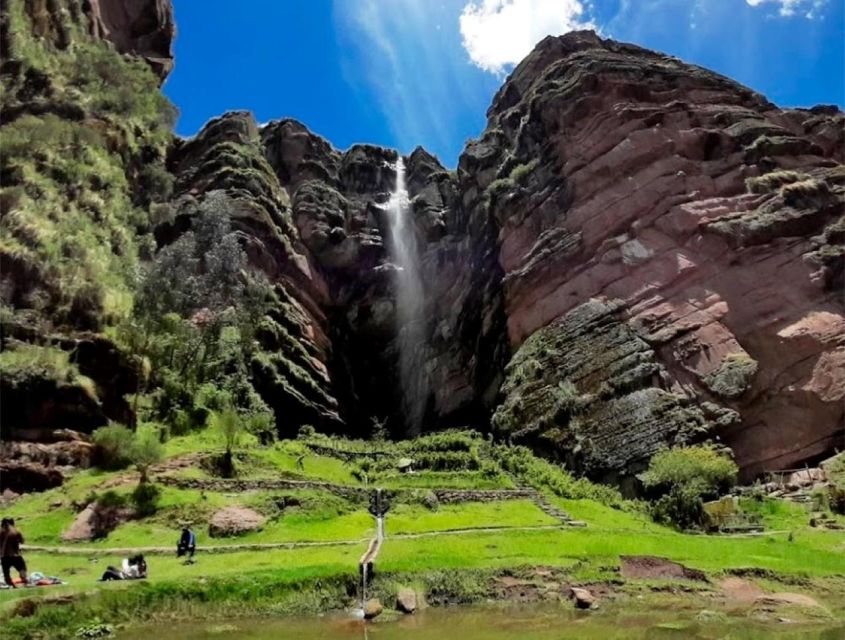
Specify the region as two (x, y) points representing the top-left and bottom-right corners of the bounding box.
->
(386, 157), (427, 435)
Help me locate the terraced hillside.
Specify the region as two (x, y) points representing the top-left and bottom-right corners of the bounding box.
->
(2, 430), (845, 637)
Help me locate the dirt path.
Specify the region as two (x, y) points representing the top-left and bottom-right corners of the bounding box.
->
(24, 524), (568, 556)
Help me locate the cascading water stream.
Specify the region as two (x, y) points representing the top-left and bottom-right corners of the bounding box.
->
(358, 487), (387, 618)
(385, 157), (427, 434)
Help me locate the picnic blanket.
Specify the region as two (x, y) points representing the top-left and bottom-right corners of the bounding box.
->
(0, 571), (65, 588)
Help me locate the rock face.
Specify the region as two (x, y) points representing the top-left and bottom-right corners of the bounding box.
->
(2, 0), (842, 489)
(480, 32), (844, 481)
(10, 0), (175, 82)
(86, 0), (175, 81)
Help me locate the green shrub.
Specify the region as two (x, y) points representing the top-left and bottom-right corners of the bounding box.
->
(130, 482), (161, 517)
(492, 444), (626, 507)
(650, 485), (704, 530)
(509, 159), (539, 184)
(640, 444), (738, 529)
(297, 425), (317, 440)
(137, 163), (174, 205)
(485, 177), (514, 199)
(640, 445), (738, 496)
(210, 406), (242, 477)
(91, 424), (135, 470)
(246, 410), (276, 445)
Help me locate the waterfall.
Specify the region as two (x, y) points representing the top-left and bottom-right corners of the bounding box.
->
(385, 156), (427, 434)
(361, 562), (368, 613)
(375, 487), (385, 542)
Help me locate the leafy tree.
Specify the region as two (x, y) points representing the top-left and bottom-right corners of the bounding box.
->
(124, 191), (272, 427)
(211, 404), (242, 477)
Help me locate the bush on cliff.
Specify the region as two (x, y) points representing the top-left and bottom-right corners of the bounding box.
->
(640, 445), (738, 529)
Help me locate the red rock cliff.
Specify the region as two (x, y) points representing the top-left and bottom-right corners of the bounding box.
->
(480, 32), (843, 481)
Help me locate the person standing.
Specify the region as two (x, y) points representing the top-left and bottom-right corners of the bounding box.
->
(1, 518), (28, 588)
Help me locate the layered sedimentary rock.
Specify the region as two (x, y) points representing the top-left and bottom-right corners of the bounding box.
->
(2, 0), (842, 487)
(257, 120), (507, 435)
(482, 32), (844, 480)
(164, 112), (343, 433)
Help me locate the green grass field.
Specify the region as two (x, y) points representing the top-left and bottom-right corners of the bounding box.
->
(2, 431), (844, 638)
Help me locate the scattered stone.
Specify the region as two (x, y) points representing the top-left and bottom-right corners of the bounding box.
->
(208, 506), (266, 537)
(396, 588), (417, 613)
(363, 598), (383, 619)
(422, 491), (439, 511)
(569, 587), (596, 609)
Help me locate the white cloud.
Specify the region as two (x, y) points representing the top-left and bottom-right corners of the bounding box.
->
(459, 0), (595, 74)
(745, 0), (827, 18)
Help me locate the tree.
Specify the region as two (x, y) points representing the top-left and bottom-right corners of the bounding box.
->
(125, 191), (271, 426)
(211, 405), (242, 477)
(130, 426), (163, 484)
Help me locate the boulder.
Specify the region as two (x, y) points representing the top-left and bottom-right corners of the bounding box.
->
(396, 588), (417, 613)
(363, 598), (383, 619)
(569, 587), (596, 609)
(61, 502), (134, 542)
(61, 504), (97, 542)
(208, 506), (266, 538)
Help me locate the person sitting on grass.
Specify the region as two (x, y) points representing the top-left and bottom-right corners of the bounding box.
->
(100, 554), (147, 581)
(177, 526), (196, 563)
(1, 518), (28, 588)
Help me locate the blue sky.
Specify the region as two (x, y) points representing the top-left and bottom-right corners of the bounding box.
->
(164, 0), (844, 167)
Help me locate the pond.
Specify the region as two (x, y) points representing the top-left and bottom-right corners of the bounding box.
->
(119, 603), (845, 639)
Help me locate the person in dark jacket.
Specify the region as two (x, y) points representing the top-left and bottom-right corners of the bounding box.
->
(177, 527), (196, 562)
(1, 518), (28, 588)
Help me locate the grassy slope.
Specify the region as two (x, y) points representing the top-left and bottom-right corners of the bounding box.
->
(2, 431), (844, 639)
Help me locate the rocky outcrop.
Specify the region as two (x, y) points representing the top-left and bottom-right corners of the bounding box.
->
(86, 0), (175, 81)
(12, 0), (174, 82)
(208, 505), (266, 537)
(0, 460), (63, 493)
(165, 112), (343, 434)
(258, 121), (508, 435)
(481, 31), (844, 481)
(568, 586), (597, 609)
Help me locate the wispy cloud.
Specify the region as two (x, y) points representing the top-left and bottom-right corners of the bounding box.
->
(459, 0), (595, 74)
(332, 0), (498, 164)
(745, 0), (828, 18)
